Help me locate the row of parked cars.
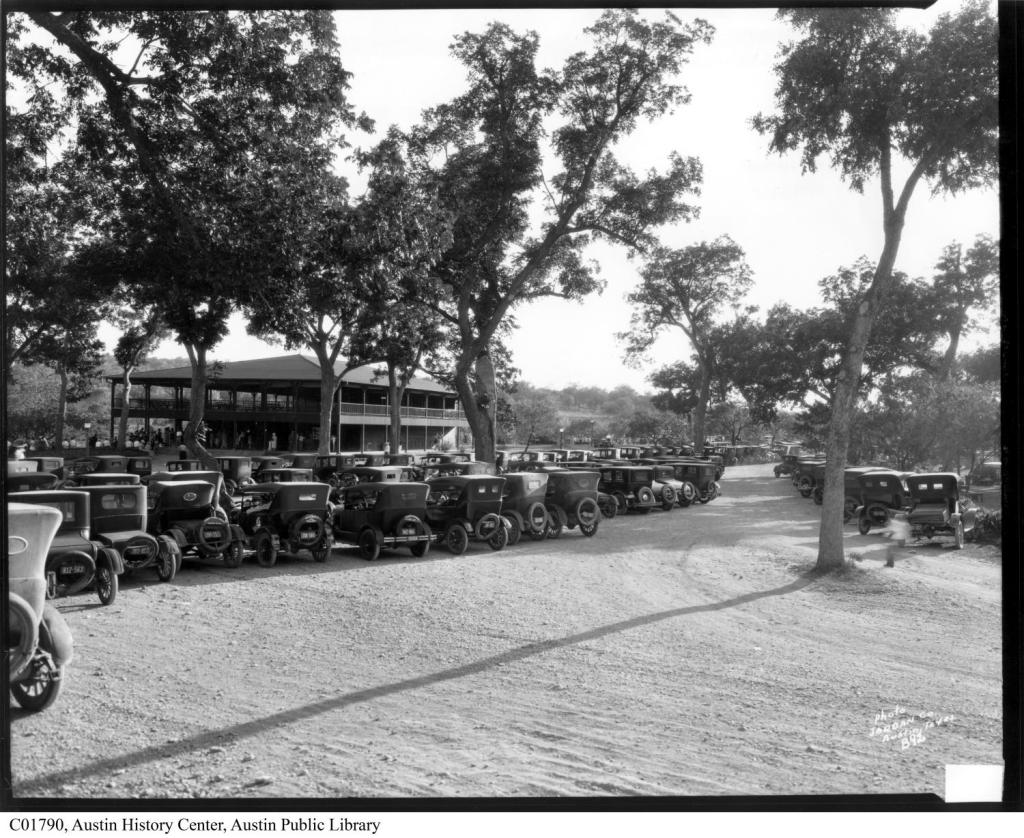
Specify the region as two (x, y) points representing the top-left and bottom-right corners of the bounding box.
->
(775, 453), (982, 548)
(6, 446), (725, 712)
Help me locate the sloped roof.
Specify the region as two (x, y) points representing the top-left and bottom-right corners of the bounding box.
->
(125, 354), (452, 394)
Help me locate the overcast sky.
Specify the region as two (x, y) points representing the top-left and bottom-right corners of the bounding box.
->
(120, 3), (1000, 391)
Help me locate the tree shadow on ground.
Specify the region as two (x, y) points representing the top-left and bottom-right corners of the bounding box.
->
(15, 569), (821, 796)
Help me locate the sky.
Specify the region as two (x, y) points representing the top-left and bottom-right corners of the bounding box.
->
(101, 3), (1000, 391)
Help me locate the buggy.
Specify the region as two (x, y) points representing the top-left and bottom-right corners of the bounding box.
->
(542, 470), (601, 538)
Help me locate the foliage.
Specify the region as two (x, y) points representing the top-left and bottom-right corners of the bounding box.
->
(621, 235), (753, 447)
(407, 9), (712, 461)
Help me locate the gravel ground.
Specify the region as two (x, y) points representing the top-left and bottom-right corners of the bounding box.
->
(8, 464), (1003, 800)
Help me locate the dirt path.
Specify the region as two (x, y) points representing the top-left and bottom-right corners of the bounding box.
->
(9, 465), (1003, 799)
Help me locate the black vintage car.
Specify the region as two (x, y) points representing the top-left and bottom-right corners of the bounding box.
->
(8, 489), (124, 605)
(166, 459), (206, 473)
(64, 454), (128, 483)
(660, 460), (719, 504)
(331, 481), (433, 560)
(852, 470), (909, 533)
(499, 472), (550, 546)
(216, 455), (255, 494)
(904, 472), (976, 548)
(125, 455), (153, 478)
(598, 466), (657, 514)
(792, 458), (826, 497)
(148, 478), (247, 569)
(424, 475), (508, 554)
(257, 467), (315, 483)
(235, 482), (333, 566)
(543, 470), (601, 538)
(650, 464), (698, 508)
(23, 456), (64, 479)
(76, 472), (142, 486)
(313, 453), (359, 486)
(250, 455), (290, 481)
(6, 472), (62, 493)
(421, 461), (495, 481)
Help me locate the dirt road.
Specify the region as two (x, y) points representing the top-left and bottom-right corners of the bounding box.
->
(8, 465), (1003, 800)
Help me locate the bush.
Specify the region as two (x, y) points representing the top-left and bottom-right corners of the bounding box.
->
(970, 509), (1002, 545)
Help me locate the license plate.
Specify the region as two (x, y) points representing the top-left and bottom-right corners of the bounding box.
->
(203, 529), (222, 539)
(401, 527), (415, 535)
(61, 564), (85, 575)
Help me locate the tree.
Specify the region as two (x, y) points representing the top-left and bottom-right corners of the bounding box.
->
(15, 10), (363, 463)
(930, 234), (999, 380)
(408, 10), (711, 462)
(113, 308), (168, 451)
(508, 389), (560, 446)
(754, 2), (997, 570)
(621, 235), (753, 448)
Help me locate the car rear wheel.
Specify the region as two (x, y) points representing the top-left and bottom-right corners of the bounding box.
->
(661, 486), (677, 511)
(505, 514), (523, 547)
(486, 523), (508, 551)
(357, 528), (380, 562)
(598, 494), (617, 519)
(10, 616), (64, 713)
(812, 486), (823, 505)
(224, 539), (245, 568)
(254, 529), (277, 568)
(525, 502), (547, 536)
(96, 548), (119, 606)
(546, 506), (568, 538)
(678, 481), (697, 507)
(410, 523), (432, 558)
(444, 524), (469, 556)
(612, 491), (628, 514)
(798, 476), (813, 498)
(156, 536), (179, 581)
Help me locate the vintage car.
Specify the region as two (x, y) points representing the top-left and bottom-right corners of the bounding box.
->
(543, 470), (601, 538)
(904, 472), (976, 548)
(792, 458), (826, 497)
(598, 466), (657, 514)
(966, 460), (1001, 511)
(507, 451), (558, 471)
(650, 464), (698, 508)
(78, 483), (171, 581)
(7, 502), (75, 711)
(660, 460), (719, 504)
(250, 455), (290, 481)
(331, 481), (433, 560)
(284, 452), (319, 470)
(235, 482), (333, 566)
(314, 453), (359, 486)
(424, 474), (508, 554)
(125, 455), (153, 478)
(499, 472), (550, 545)
(256, 467), (315, 483)
(852, 470), (909, 533)
(6, 472), (62, 493)
(76, 472), (142, 486)
(148, 477), (247, 569)
(421, 461), (495, 481)
(166, 458), (207, 473)
(564, 450), (596, 463)
(8, 490), (124, 606)
(217, 455), (255, 494)
(23, 456), (65, 478)
(64, 456), (122, 482)
(334, 466), (417, 489)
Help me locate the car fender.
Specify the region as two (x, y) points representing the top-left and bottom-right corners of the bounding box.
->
(41, 603), (74, 668)
(229, 523), (246, 543)
(164, 527), (190, 550)
(98, 546), (125, 575)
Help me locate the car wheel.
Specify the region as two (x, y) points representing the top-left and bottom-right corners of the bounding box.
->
(8, 593), (38, 682)
(357, 528), (380, 562)
(10, 616), (65, 712)
(254, 529), (277, 568)
(661, 486), (677, 511)
(612, 491), (628, 514)
(311, 542), (331, 563)
(574, 498), (600, 536)
(475, 513), (502, 542)
(598, 495), (617, 519)
(812, 486), (823, 505)
(224, 478), (238, 496)
(843, 499), (858, 523)
(410, 524), (432, 558)
(773, 466), (782, 478)
(798, 476), (813, 498)
(95, 549), (119, 606)
(486, 523), (508, 551)
(525, 502), (548, 536)
(156, 536), (179, 582)
(505, 514), (523, 547)
(858, 515), (872, 536)
(678, 481), (697, 507)
(637, 487), (656, 507)
(224, 539), (245, 569)
(546, 506), (568, 539)
(444, 524), (469, 556)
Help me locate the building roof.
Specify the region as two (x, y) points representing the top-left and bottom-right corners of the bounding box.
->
(124, 354), (453, 394)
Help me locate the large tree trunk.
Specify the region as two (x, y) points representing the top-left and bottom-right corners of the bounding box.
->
(692, 363), (712, 450)
(816, 217), (905, 571)
(182, 343), (218, 469)
(55, 364), (69, 451)
(386, 363), (408, 454)
(312, 343), (337, 456)
(118, 365), (134, 451)
(455, 351), (496, 463)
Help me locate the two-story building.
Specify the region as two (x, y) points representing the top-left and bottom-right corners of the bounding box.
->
(108, 354), (469, 452)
